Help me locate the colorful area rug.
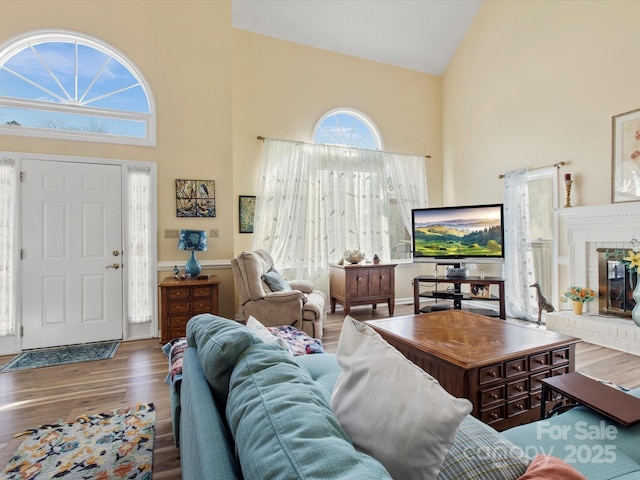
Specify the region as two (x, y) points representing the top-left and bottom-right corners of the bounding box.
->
(2, 403), (155, 480)
(0, 341), (120, 373)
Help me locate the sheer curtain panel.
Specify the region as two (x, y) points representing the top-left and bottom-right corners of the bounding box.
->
(126, 166), (153, 324)
(0, 158), (16, 336)
(387, 153), (429, 231)
(253, 139), (427, 294)
(503, 168), (537, 320)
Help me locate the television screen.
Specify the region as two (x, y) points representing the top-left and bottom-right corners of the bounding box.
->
(411, 204), (504, 264)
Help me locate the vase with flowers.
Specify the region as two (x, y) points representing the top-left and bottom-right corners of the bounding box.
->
(560, 286), (597, 315)
(621, 236), (640, 327)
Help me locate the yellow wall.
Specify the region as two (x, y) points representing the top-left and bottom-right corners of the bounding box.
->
(443, 0), (640, 207)
(232, 29), (442, 254)
(231, 30), (441, 300)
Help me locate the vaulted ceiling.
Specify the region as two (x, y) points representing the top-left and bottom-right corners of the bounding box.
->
(232, 0), (483, 75)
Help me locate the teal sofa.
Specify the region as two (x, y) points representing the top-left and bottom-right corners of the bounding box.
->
(177, 314), (640, 479)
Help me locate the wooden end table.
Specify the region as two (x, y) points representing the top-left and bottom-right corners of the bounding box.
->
(329, 263), (396, 315)
(541, 372), (640, 427)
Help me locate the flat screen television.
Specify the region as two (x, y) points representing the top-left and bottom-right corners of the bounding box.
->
(411, 203), (505, 265)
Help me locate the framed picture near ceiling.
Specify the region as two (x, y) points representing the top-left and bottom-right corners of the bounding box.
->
(239, 195), (256, 233)
(612, 108), (640, 203)
(176, 179), (216, 217)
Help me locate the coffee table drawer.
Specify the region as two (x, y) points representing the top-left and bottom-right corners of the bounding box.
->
(508, 397), (529, 418)
(551, 347), (571, 365)
(506, 358), (527, 377)
(481, 405), (505, 425)
(530, 371), (549, 392)
(480, 385), (505, 407)
(529, 352), (550, 371)
(530, 390), (545, 409)
(507, 379), (528, 399)
(479, 364), (503, 384)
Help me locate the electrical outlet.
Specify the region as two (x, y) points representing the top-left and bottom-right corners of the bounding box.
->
(164, 229), (179, 238)
(210, 228), (219, 238)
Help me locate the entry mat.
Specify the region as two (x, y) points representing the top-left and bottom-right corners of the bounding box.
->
(0, 341), (120, 373)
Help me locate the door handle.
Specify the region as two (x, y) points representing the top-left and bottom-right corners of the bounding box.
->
(106, 263), (120, 269)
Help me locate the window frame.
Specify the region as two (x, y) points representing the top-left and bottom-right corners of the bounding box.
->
(0, 30), (156, 146)
(313, 107), (383, 150)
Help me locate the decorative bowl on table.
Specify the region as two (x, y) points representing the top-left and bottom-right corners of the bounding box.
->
(343, 249), (365, 264)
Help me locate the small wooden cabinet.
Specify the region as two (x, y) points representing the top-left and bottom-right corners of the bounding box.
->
(159, 276), (220, 342)
(329, 263), (396, 315)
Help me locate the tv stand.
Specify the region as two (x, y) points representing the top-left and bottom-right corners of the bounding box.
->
(413, 275), (506, 319)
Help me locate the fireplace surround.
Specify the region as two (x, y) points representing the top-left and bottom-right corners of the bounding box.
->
(545, 202), (640, 355)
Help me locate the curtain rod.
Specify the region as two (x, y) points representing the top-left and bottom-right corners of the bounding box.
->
(256, 135), (431, 159)
(497, 161), (566, 179)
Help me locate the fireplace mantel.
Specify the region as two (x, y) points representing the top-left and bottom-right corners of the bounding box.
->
(558, 202), (640, 287)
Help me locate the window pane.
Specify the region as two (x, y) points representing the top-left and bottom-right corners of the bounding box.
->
(0, 106), (146, 138)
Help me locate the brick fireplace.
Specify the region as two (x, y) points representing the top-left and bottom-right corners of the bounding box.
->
(546, 202), (640, 355)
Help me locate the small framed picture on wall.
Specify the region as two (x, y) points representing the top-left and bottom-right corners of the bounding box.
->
(176, 179), (216, 217)
(239, 195), (256, 233)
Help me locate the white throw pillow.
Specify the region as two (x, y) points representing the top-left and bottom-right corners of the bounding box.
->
(330, 316), (472, 480)
(246, 316), (292, 355)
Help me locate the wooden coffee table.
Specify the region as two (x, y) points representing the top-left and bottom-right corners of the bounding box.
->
(541, 372), (640, 427)
(367, 310), (581, 431)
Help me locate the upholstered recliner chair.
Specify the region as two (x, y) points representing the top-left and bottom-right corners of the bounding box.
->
(231, 249), (326, 339)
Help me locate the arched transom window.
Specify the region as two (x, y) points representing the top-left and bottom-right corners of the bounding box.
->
(0, 30), (155, 145)
(313, 108), (382, 150)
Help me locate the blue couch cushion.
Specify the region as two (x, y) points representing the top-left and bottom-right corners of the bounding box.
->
(186, 314), (262, 406)
(226, 343), (392, 479)
(293, 353), (341, 404)
(502, 388), (640, 480)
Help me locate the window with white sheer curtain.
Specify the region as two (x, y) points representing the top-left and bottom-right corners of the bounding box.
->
(252, 138), (427, 294)
(503, 168), (538, 320)
(503, 167), (558, 321)
(127, 166), (153, 324)
(0, 158), (16, 337)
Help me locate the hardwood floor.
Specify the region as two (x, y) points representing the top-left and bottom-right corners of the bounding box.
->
(0, 339), (181, 479)
(0, 305), (638, 479)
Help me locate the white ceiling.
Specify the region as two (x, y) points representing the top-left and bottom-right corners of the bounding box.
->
(231, 0), (483, 76)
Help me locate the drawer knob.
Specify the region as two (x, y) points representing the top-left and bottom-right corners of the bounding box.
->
(512, 365), (522, 372)
(516, 385), (524, 392)
(490, 393), (498, 400)
(558, 354), (567, 359)
(536, 359), (545, 365)
(515, 404), (524, 410)
(380, 275), (385, 280)
(358, 277), (363, 282)
(488, 371), (497, 378)
(490, 412), (499, 419)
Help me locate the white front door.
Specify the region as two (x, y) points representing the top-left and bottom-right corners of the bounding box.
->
(21, 160), (123, 349)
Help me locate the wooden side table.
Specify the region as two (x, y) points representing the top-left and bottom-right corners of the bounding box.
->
(329, 263), (396, 315)
(158, 276), (220, 342)
(541, 372), (640, 427)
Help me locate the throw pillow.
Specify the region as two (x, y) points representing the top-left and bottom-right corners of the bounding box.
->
(518, 454), (587, 480)
(262, 269), (292, 292)
(330, 316), (473, 480)
(246, 315), (293, 355)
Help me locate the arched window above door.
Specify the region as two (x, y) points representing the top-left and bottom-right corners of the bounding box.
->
(0, 30), (155, 146)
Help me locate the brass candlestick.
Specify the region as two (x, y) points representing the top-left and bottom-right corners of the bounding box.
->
(564, 179), (573, 207)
